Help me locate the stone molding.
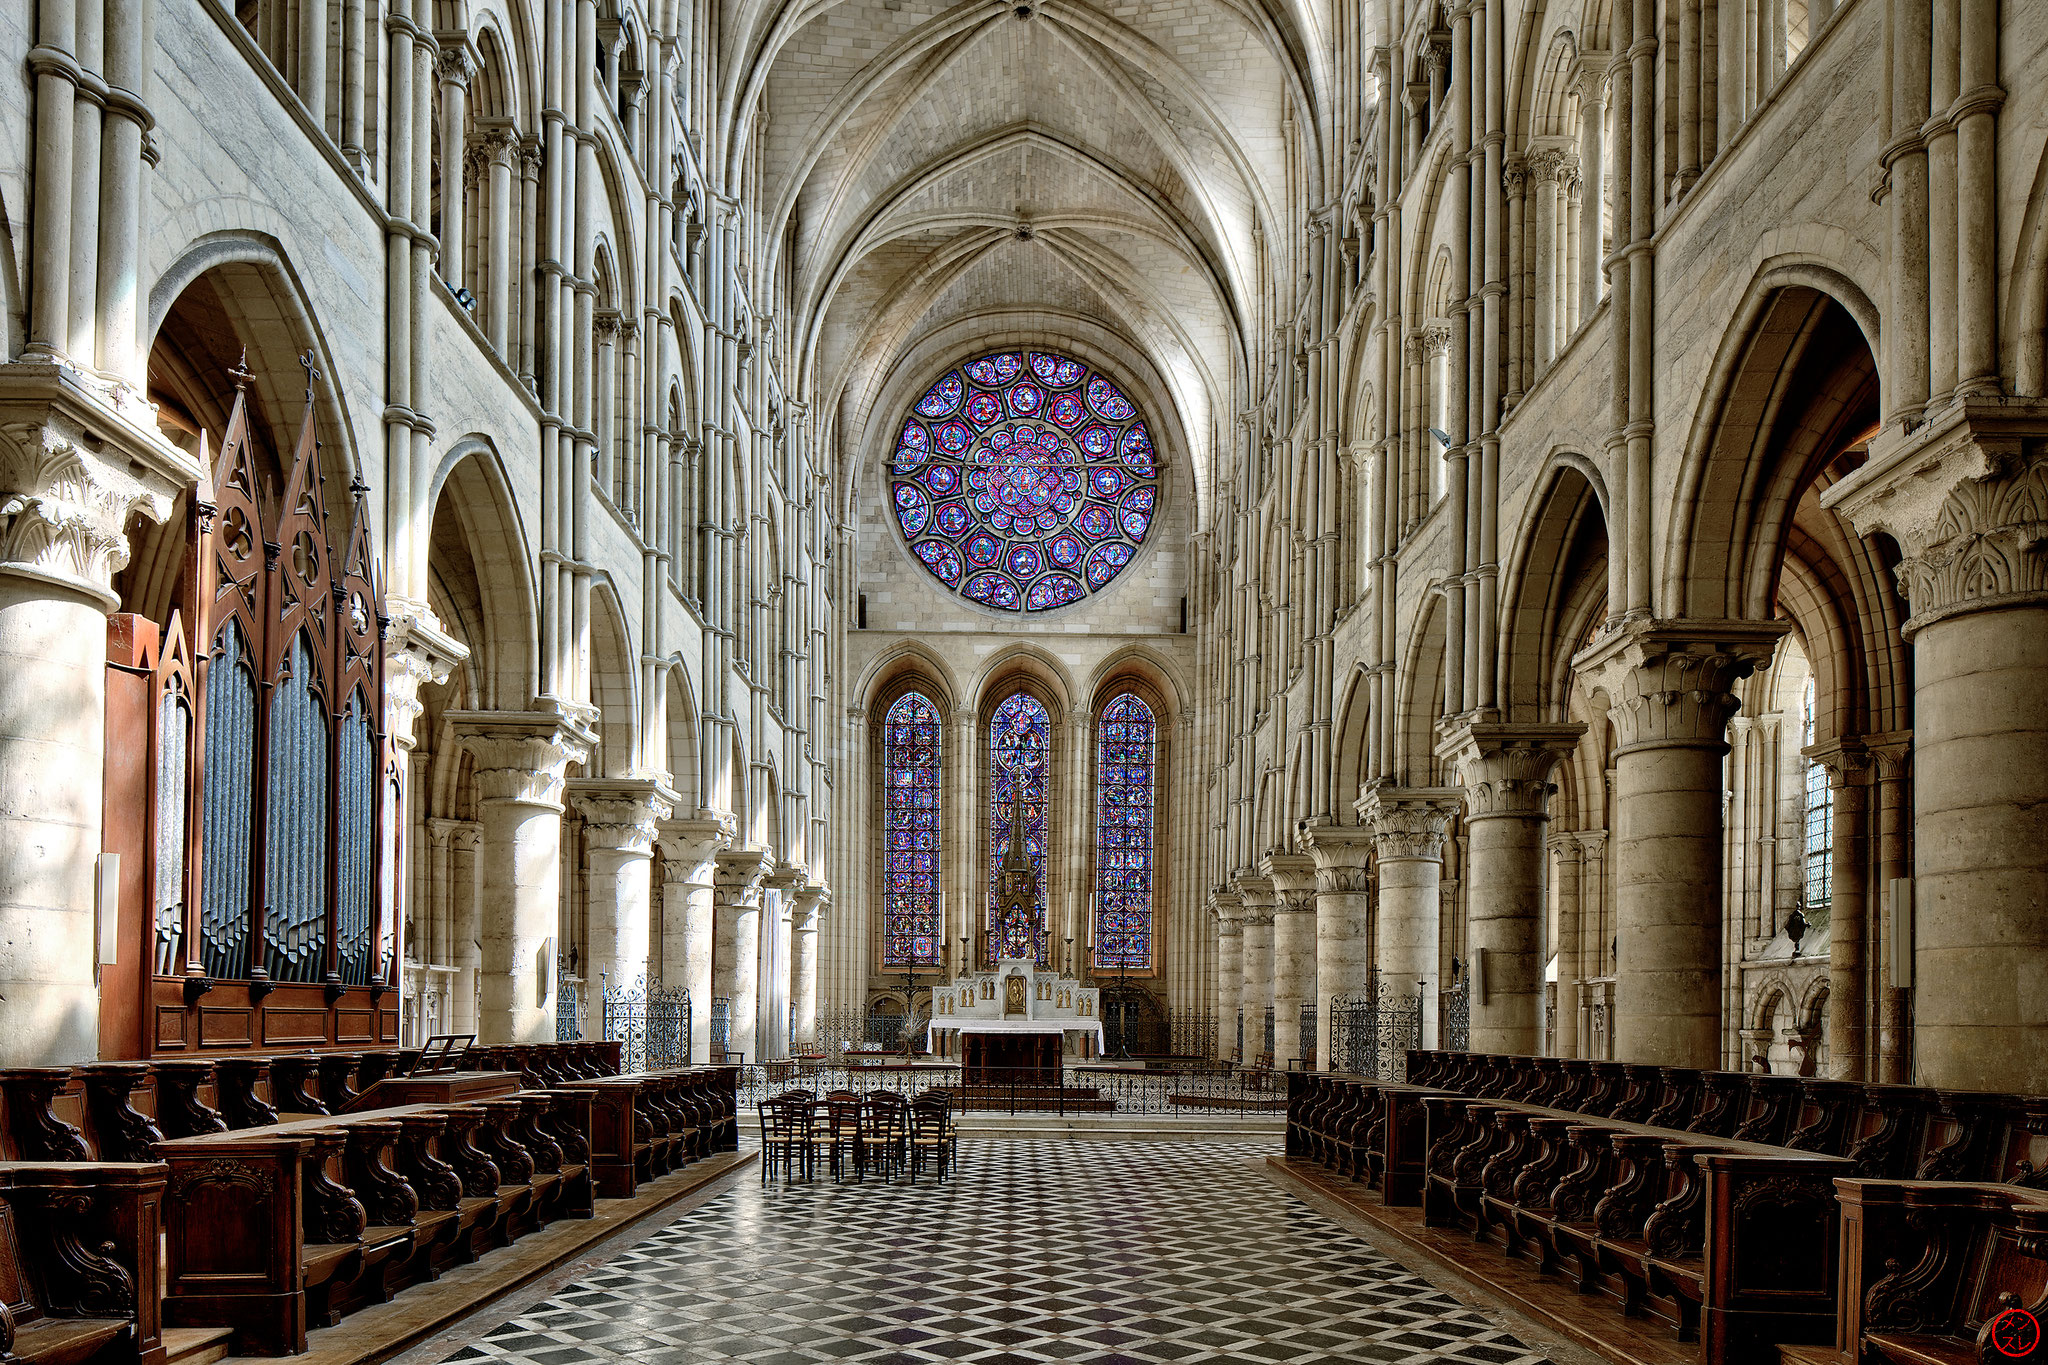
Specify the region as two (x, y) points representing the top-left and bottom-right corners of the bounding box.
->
(1436, 720), (1587, 820)
(568, 777), (679, 856)
(0, 365), (197, 607)
(1356, 784), (1463, 861)
(384, 597), (469, 754)
(1297, 820), (1375, 893)
(655, 810), (736, 883)
(450, 707), (595, 809)
(1571, 619), (1788, 752)
(1821, 402), (2048, 633)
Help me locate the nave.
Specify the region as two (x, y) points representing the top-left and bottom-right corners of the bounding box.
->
(408, 1140), (1566, 1365)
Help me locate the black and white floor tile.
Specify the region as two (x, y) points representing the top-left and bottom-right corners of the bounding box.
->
(437, 1140), (1555, 1365)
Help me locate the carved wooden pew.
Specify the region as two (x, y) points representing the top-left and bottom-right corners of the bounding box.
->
(1417, 1092), (1851, 1365)
(157, 1091), (597, 1356)
(1832, 1178), (2048, 1365)
(0, 1160), (167, 1365)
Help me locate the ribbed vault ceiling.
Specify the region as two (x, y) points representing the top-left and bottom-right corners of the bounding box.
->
(724, 0), (1334, 528)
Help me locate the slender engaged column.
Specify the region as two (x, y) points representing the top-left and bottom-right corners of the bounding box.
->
(453, 709), (593, 1043)
(713, 847), (771, 1063)
(1548, 834), (1585, 1057)
(448, 822), (482, 1034)
(1262, 853), (1317, 1070)
(1573, 624), (1786, 1066)
(1213, 893), (1244, 1061)
(656, 814), (733, 1063)
(1439, 723), (1586, 1055)
(1867, 737), (1913, 1084)
(1360, 786), (1462, 1048)
(1825, 423), (2048, 1090)
(1236, 875), (1276, 1063)
(569, 779), (676, 995)
(1300, 823), (1374, 1071)
(437, 47), (471, 292)
(1803, 741), (1871, 1080)
(0, 402), (184, 1062)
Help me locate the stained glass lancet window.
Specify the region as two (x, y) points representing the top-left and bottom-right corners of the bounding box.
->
(891, 349), (1159, 611)
(881, 691), (943, 968)
(1094, 693), (1157, 970)
(1801, 676), (1833, 913)
(989, 692), (1051, 958)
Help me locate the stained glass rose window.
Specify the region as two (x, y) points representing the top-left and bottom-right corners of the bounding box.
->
(890, 349), (1158, 611)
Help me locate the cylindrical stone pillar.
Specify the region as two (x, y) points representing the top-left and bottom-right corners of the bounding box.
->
(456, 713), (589, 1044)
(1264, 853), (1317, 1069)
(1803, 743), (1871, 1080)
(1237, 877), (1275, 1064)
(713, 848), (770, 1064)
(450, 822), (482, 1035)
(1360, 788), (1462, 1049)
(655, 816), (729, 1065)
(1213, 895), (1244, 1062)
(1574, 626), (1783, 1067)
(570, 780), (674, 996)
(790, 887), (824, 1052)
(1302, 824), (1374, 1071)
(1548, 834), (1583, 1058)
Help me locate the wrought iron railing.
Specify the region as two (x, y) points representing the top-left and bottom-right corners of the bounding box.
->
(1329, 983), (1421, 1081)
(733, 1061), (1285, 1116)
(1262, 1004), (1275, 1061)
(1235, 1008), (1244, 1063)
(1441, 981), (1471, 1051)
(1168, 1011), (1216, 1059)
(865, 1011), (905, 1050)
(557, 968), (582, 1042)
(1299, 1002), (1317, 1069)
(710, 995), (731, 1056)
(602, 973), (691, 1071)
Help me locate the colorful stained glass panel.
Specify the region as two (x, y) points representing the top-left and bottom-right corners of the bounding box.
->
(890, 348), (1158, 612)
(989, 692), (1051, 960)
(1094, 693), (1156, 971)
(881, 692), (943, 968)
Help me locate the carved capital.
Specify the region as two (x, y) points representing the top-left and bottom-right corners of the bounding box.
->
(789, 883), (827, 929)
(1421, 320), (1453, 359)
(654, 810), (736, 882)
(1502, 155), (1528, 197)
(568, 778), (678, 856)
(1297, 820), (1375, 893)
(1234, 873), (1276, 925)
(450, 707), (594, 809)
(713, 845), (773, 905)
(1211, 890), (1245, 933)
(1821, 403), (2048, 633)
(0, 368), (196, 606)
(1530, 147), (1578, 186)
(1799, 737), (1870, 791)
(1260, 851), (1318, 911)
(1437, 720), (1587, 820)
(1864, 730), (1913, 782)
(436, 45), (473, 86)
(1357, 784), (1463, 861)
(1572, 619), (1788, 751)
(384, 598), (469, 753)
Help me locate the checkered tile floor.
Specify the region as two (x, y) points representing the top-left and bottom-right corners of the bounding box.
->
(439, 1140), (1554, 1365)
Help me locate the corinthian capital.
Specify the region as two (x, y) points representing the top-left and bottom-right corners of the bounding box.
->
(569, 777), (679, 856)
(1260, 851), (1317, 911)
(0, 366), (196, 605)
(384, 600), (469, 754)
(655, 810), (737, 882)
(1437, 720), (1587, 820)
(1571, 619), (1788, 751)
(1357, 784), (1463, 861)
(450, 707), (595, 809)
(1298, 820), (1375, 893)
(713, 845), (774, 904)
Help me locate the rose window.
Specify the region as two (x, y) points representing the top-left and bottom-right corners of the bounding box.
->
(890, 349), (1158, 611)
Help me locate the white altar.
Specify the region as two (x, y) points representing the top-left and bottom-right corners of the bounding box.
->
(926, 956), (1104, 1057)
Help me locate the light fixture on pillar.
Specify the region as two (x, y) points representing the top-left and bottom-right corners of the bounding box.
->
(1785, 907), (1809, 959)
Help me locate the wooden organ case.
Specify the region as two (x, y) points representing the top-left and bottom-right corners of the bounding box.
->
(100, 358), (400, 1056)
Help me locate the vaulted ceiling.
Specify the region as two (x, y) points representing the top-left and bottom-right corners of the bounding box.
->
(720, 0), (1337, 528)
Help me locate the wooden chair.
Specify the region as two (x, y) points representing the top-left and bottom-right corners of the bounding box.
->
(757, 1100), (807, 1183)
(908, 1099), (951, 1183)
(857, 1093), (907, 1182)
(816, 1095), (861, 1182)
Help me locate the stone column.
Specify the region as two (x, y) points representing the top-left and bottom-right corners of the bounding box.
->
(1213, 892), (1244, 1061)
(655, 812), (733, 1063)
(713, 846), (771, 1063)
(436, 46), (472, 293)
(1359, 785), (1462, 1047)
(1802, 739), (1871, 1080)
(1300, 822), (1374, 1071)
(1866, 735), (1913, 1083)
(1575, 66), (1607, 318)
(1438, 722), (1585, 1055)
(452, 708), (593, 1043)
(1574, 622), (1786, 1066)
(1236, 874), (1276, 1063)
(1823, 413), (2048, 1090)
(480, 123), (518, 350)
(568, 778), (676, 996)
(1548, 833), (1584, 1057)
(790, 884), (826, 1052)
(447, 821), (482, 1034)
(1262, 852), (1318, 1069)
(0, 378), (187, 1063)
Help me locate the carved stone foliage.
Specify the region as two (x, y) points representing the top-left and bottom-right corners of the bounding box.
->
(451, 709), (595, 809)
(656, 809), (738, 882)
(0, 418), (175, 601)
(1358, 786), (1463, 861)
(1572, 620), (1788, 750)
(570, 779), (679, 857)
(383, 604), (467, 754)
(1437, 722), (1585, 819)
(1298, 821), (1375, 893)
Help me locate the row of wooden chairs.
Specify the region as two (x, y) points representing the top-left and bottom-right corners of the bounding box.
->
(758, 1089), (955, 1184)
